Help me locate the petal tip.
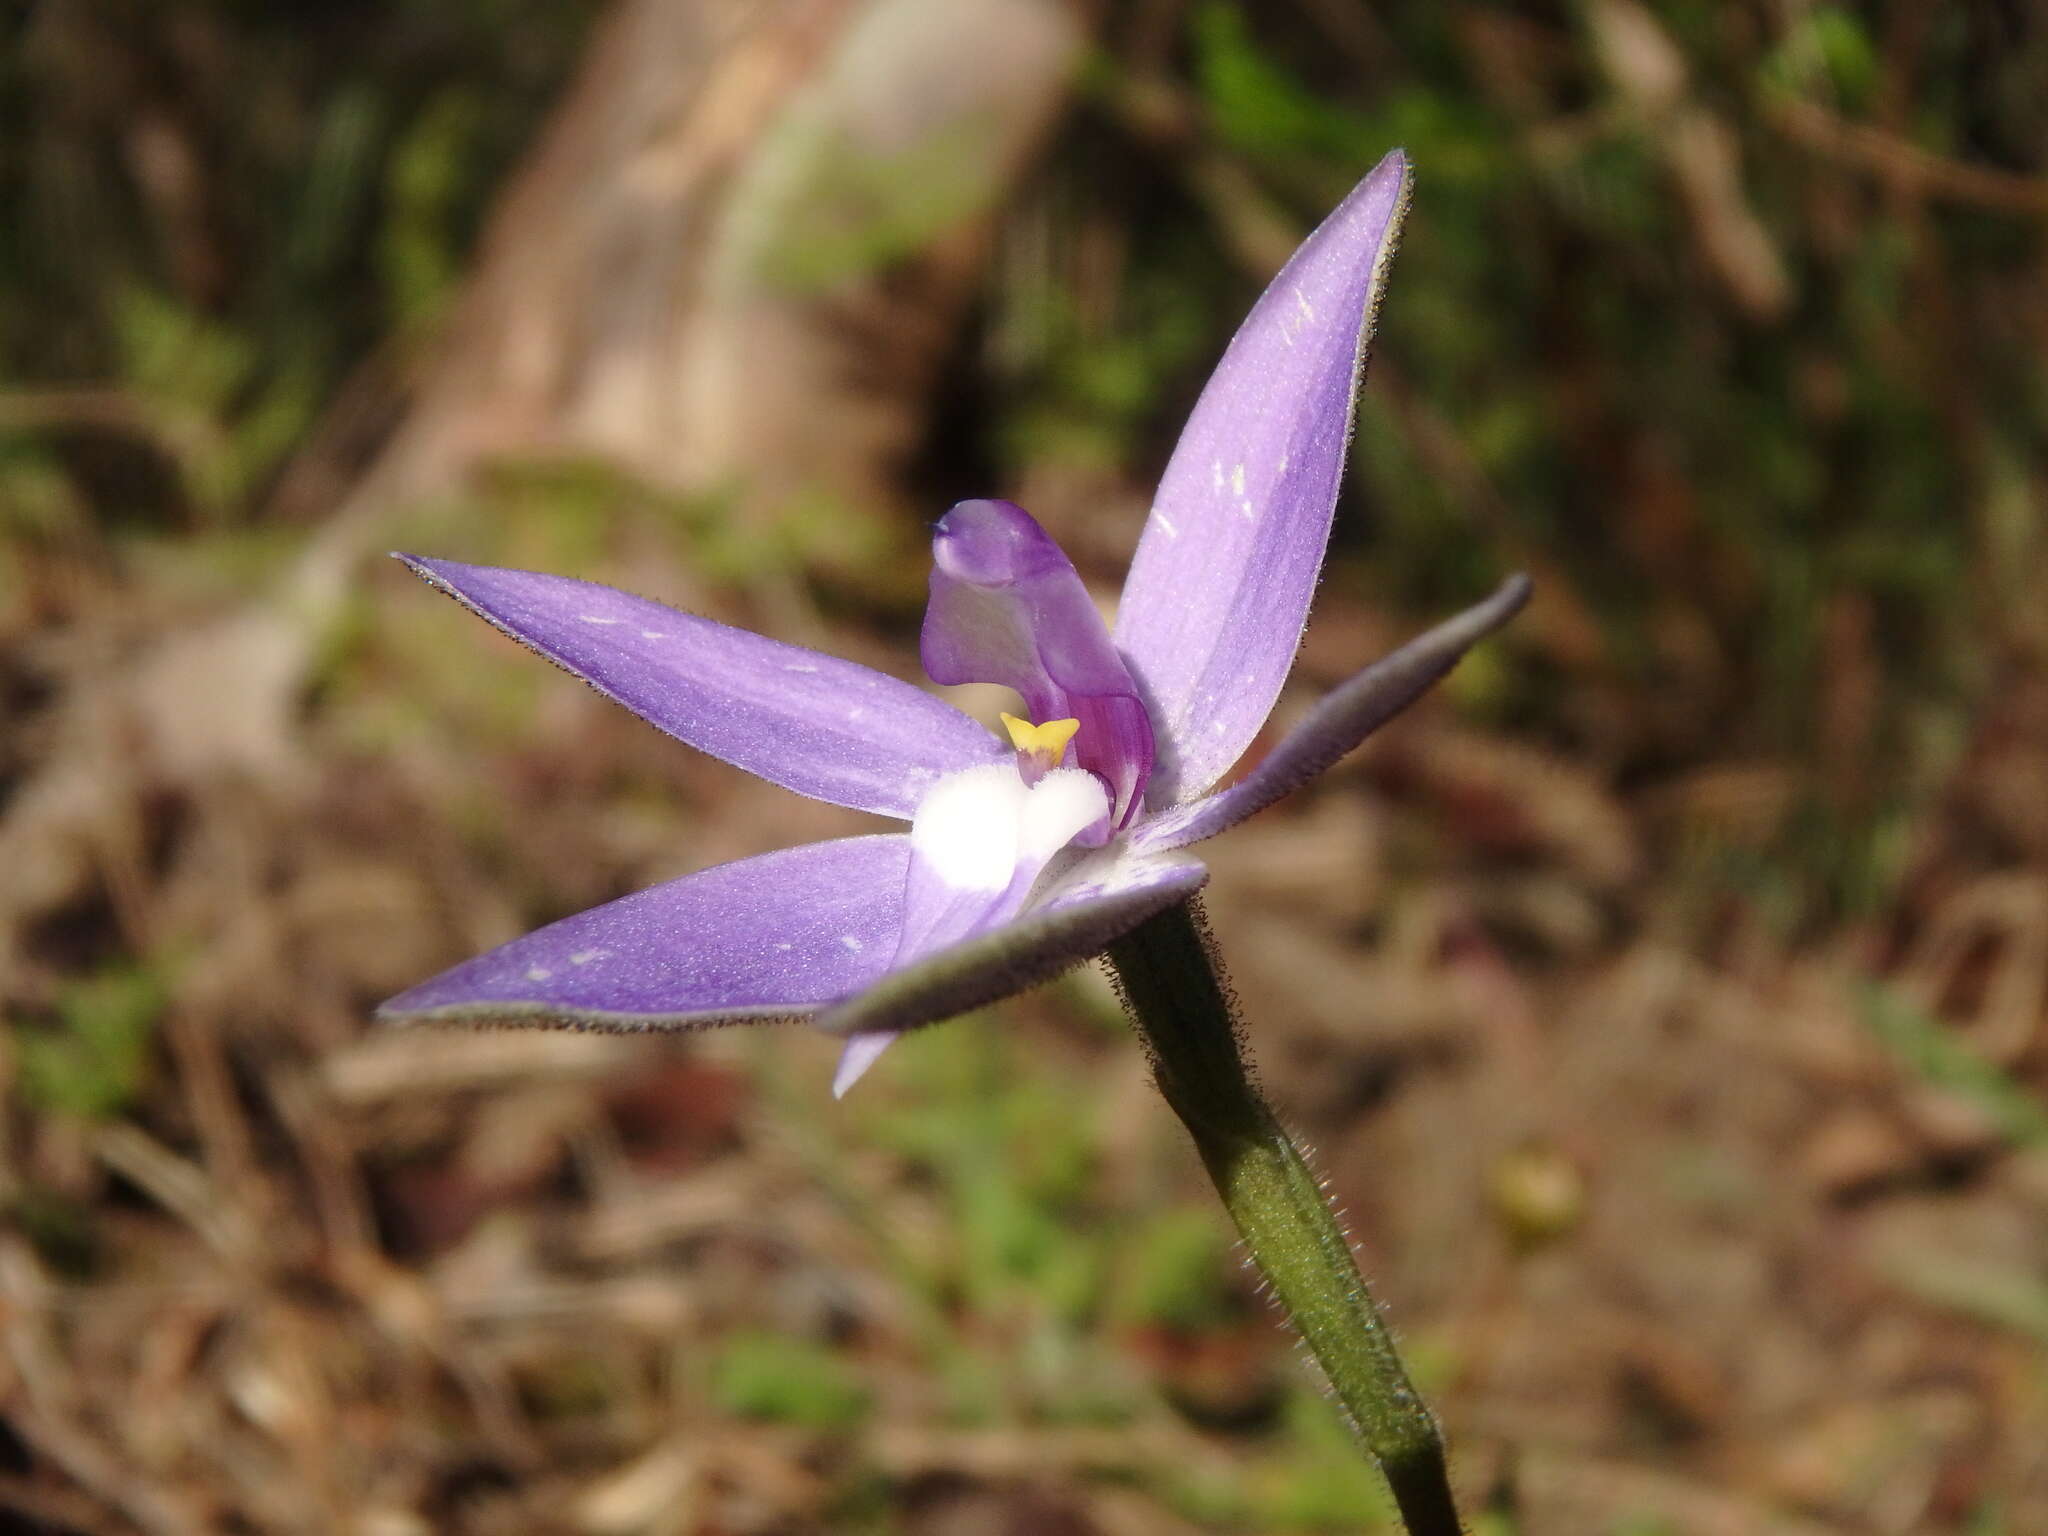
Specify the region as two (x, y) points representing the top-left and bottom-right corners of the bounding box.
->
(391, 551), (448, 586)
(1489, 571), (1535, 622)
(832, 1030), (899, 1097)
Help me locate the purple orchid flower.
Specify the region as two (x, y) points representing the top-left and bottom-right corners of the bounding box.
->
(379, 150), (1528, 1096)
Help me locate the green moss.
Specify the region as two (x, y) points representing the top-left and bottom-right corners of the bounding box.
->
(709, 1330), (870, 1430)
(15, 963), (168, 1121)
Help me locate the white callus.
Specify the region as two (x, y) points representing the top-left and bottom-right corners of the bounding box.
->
(836, 762), (1113, 1098)
(896, 763), (1109, 963)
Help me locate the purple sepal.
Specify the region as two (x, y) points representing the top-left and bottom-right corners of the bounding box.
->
(814, 852), (1207, 1039)
(1134, 575), (1530, 853)
(396, 556), (1006, 820)
(920, 500), (1155, 830)
(1114, 151), (1413, 804)
(376, 836), (910, 1028)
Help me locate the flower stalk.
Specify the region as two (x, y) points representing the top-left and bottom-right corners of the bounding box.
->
(1106, 898), (1463, 1536)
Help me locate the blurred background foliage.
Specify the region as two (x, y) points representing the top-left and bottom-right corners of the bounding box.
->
(1, 1), (590, 528)
(5, 1), (2048, 1532)
(10, 0), (2048, 916)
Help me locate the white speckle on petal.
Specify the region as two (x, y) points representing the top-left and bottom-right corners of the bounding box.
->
(1278, 451), (1290, 474)
(784, 662), (819, 674)
(525, 965), (554, 981)
(578, 614), (622, 626)
(639, 629), (666, 640)
(840, 935), (865, 953)
(848, 706), (866, 722)
(1211, 459), (1225, 492)
(1237, 498), (1256, 521)
(568, 948), (609, 966)
(1154, 513), (1178, 539)
(775, 942), (793, 952)
(1294, 286), (1316, 322)
(1230, 463), (1247, 497)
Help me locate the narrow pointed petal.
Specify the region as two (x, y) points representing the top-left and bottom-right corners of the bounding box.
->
(376, 836), (911, 1029)
(397, 556), (1005, 819)
(816, 851), (1208, 1039)
(1114, 152), (1413, 803)
(1134, 575), (1530, 853)
(921, 500), (1154, 827)
(833, 1031), (901, 1097)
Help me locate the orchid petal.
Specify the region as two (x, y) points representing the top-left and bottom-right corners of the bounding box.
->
(397, 556), (1006, 818)
(833, 1030), (901, 1097)
(921, 501), (1154, 828)
(816, 850), (1208, 1039)
(1114, 151), (1412, 803)
(376, 836), (910, 1028)
(1134, 575), (1530, 853)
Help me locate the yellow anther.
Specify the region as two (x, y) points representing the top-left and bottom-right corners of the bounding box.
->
(1000, 712), (1081, 767)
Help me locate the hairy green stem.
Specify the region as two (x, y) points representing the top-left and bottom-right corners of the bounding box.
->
(1105, 897), (1462, 1536)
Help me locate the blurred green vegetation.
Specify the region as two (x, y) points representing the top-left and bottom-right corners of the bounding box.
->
(15, 961), (166, 1121)
(1013, 2), (2048, 930)
(762, 1017), (1435, 1531)
(710, 1329), (872, 1430)
(0, 0), (593, 536)
(1861, 981), (2048, 1148)
(10, 1), (2046, 936)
